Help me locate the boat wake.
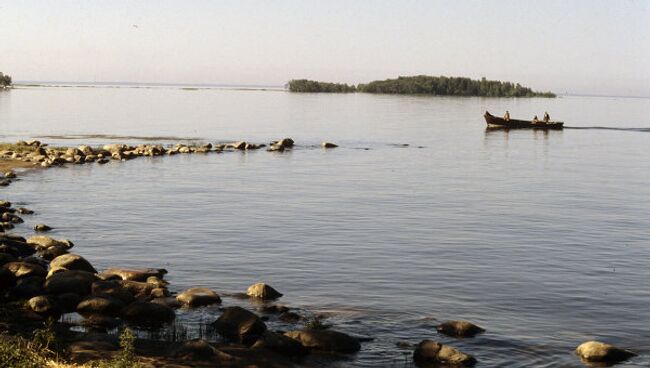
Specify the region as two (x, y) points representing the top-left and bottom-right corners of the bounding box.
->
(564, 126), (650, 132)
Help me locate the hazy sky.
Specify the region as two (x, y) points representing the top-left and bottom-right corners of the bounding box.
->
(1, 0), (649, 96)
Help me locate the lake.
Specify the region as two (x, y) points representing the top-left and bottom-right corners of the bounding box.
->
(1, 86), (649, 367)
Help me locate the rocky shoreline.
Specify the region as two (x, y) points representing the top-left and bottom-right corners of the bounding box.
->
(0, 139), (639, 367)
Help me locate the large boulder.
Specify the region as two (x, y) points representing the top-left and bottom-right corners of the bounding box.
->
(212, 306), (267, 344)
(50, 253), (97, 274)
(27, 295), (60, 315)
(11, 276), (45, 298)
(121, 301), (175, 326)
(177, 287), (221, 308)
(36, 245), (69, 261)
(3, 261), (47, 278)
(413, 340), (476, 367)
(247, 283), (283, 300)
(436, 320), (485, 338)
(44, 270), (98, 295)
(77, 296), (125, 317)
(284, 330), (361, 354)
(26, 235), (73, 250)
(56, 293), (82, 313)
(252, 331), (308, 356)
(100, 268), (166, 282)
(119, 280), (156, 300)
(575, 341), (636, 363)
(92, 281), (135, 304)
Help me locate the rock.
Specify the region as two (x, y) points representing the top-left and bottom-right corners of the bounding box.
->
(77, 296), (125, 317)
(12, 276), (45, 298)
(150, 287), (169, 298)
(27, 295), (60, 315)
(146, 276), (168, 288)
(0, 268), (17, 291)
(78, 145), (94, 155)
(177, 287), (222, 308)
(279, 312), (302, 323)
(92, 281), (135, 304)
(247, 283), (283, 300)
(3, 261), (47, 278)
(121, 301), (175, 326)
(33, 224), (52, 232)
(261, 304), (290, 314)
(413, 340), (476, 367)
(230, 141), (247, 150)
(81, 314), (121, 330)
(50, 253), (97, 274)
(0, 253), (16, 267)
(100, 267), (166, 282)
(151, 297), (182, 309)
(266, 144), (285, 152)
(56, 293), (82, 313)
(44, 270), (98, 295)
(276, 138), (294, 148)
(252, 331), (308, 356)
(321, 142), (338, 148)
(26, 235), (74, 250)
(4, 171), (16, 179)
(284, 329), (361, 354)
(17, 207), (34, 215)
(36, 245), (69, 261)
(212, 306), (267, 344)
(0, 201), (11, 208)
(119, 280), (156, 300)
(172, 339), (219, 361)
(575, 341), (636, 363)
(436, 320), (485, 338)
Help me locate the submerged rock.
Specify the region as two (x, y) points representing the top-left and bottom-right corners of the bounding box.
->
(321, 142), (338, 148)
(212, 306), (267, 344)
(33, 224), (53, 232)
(176, 287), (222, 307)
(413, 340), (476, 367)
(436, 320), (485, 338)
(247, 283), (283, 300)
(575, 341), (636, 363)
(284, 329), (361, 354)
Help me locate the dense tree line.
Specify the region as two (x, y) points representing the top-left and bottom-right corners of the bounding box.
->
(287, 79), (356, 93)
(288, 76), (555, 97)
(0, 72), (12, 87)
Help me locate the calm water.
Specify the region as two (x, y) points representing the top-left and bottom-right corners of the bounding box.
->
(1, 86), (650, 367)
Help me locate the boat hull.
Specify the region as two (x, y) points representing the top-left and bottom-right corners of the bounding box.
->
(484, 112), (563, 129)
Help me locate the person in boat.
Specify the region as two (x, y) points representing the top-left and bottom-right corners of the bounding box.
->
(543, 112), (550, 123)
(532, 115), (539, 124)
(504, 111), (510, 121)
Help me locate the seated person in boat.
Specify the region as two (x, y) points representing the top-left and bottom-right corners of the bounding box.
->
(504, 111), (510, 121)
(543, 112), (550, 122)
(532, 115), (539, 124)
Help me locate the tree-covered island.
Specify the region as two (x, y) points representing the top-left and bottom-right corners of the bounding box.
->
(288, 75), (555, 97)
(0, 72), (12, 88)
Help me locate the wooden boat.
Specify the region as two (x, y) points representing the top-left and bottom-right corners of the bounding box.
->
(484, 111), (563, 129)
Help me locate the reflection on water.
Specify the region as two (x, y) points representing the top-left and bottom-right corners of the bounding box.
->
(2, 87), (650, 367)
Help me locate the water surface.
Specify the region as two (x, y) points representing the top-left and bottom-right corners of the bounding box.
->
(1, 87), (650, 367)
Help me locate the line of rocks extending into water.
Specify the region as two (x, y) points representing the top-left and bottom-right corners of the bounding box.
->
(0, 138), (640, 367)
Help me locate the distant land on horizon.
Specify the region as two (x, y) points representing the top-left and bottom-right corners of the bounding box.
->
(288, 75), (556, 98)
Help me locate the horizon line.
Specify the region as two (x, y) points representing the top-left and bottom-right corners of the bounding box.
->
(11, 80), (650, 99)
